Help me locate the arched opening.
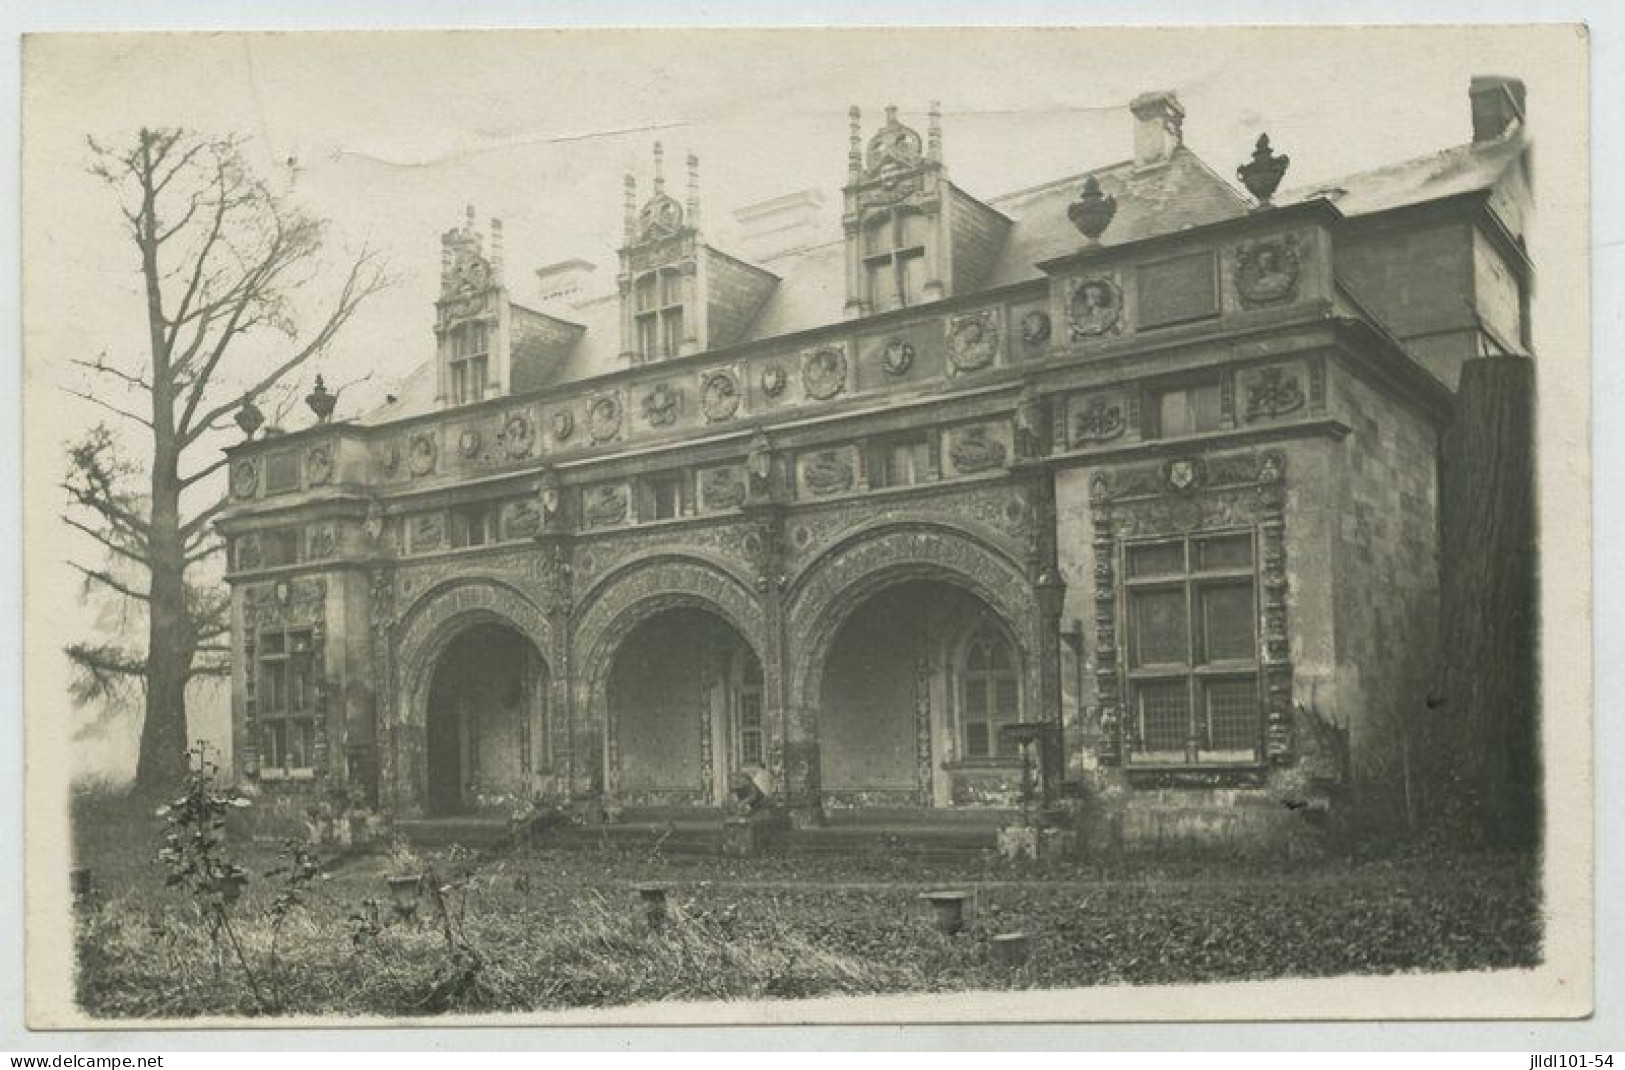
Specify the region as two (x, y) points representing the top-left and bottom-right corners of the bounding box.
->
(818, 579), (1024, 809)
(424, 622), (548, 816)
(607, 606), (764, 809)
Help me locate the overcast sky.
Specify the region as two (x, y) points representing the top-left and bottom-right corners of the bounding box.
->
(21, 26), (1583, 778)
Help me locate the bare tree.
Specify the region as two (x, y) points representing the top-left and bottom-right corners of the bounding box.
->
(64, 128), (389, 795)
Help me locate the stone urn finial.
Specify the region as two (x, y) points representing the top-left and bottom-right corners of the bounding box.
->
(234, 398), (265, 440)
(1238, 133), (1290, 208)
(1067, 175), (1117, 245)
(305, 374), (336, 423)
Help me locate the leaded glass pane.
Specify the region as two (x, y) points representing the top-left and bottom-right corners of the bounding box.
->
(1200, 582), (1257, 662)
(1131, 588), (1188, 666)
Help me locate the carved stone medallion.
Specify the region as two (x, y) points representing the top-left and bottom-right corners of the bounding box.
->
(305, 446), (333, 487)
(947, 426), (1008, 474)
(551, 408), (575, 442)
(502, 413), (534, 459)
(945, 311), (1000, 374)
(760, 363), (788, 398)
(802, 450), (855, 496)
(643, 384), (681, 428)
(700, 370), (742, 423)
(1066, 276), (1123, 339)
(1235, 237), (1301, 306)
(587, 393), (623, 444)
(230, 459), (259, 499)
(802, 345), (848, 401)
(407, 432), (437, 477)
(881, 339), (915, 376)
(1019, 310), (1052, 349)
(458, 427), (482, 459)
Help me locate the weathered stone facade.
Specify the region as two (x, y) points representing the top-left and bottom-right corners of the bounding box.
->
(218, 81), (1532, 849)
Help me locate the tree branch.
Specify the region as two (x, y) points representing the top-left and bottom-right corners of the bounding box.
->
(69, 560), (151, 604)
(62, 386), (153, 430)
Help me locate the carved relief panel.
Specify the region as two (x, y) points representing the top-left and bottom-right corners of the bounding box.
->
(796, 446), (859, 498)
(1065, 390), (1139, 449)
(944, 422), (1011, 477)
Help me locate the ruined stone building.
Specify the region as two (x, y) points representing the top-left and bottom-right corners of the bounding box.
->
(218, 77), (1534, 849)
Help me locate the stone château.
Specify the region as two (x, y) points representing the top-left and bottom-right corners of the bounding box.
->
(217, 77), (1533, 850)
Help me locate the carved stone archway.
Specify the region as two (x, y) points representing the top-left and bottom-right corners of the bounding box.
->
(571, 554), (769, 806)
(784, 523), (1039, 811)
(385, 578), (555, 815)
(787, 522), (1038, 712)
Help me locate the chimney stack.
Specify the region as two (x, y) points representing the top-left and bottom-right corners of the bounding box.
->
(1130, 91), (1185, 169)
(534, 259), (598, 310)
(732, 189), (828, 263)
(1470, 75), (1526, 143)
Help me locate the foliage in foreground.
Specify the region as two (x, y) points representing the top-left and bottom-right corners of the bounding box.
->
(71, 778), (1543, 1019)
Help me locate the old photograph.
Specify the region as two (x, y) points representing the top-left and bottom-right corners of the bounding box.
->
(19, 25), (1592, 1027)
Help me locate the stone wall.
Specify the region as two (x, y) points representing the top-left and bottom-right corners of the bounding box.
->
(1325, 361), (1441, 794)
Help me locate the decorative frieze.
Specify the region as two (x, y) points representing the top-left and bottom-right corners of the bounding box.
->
(243, 576), (328, 628)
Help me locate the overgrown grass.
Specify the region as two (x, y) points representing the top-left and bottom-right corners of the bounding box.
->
(70, 785), (1543, 1019)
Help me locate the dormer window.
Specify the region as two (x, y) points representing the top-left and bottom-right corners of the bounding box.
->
(864, 208), (930, 312)
(634, 268), (685, 361)
(448, 320), (489, 405)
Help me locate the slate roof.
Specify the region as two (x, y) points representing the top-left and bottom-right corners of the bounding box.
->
(1279, 126), (1527, 218)
(360, 129), (1525, 427)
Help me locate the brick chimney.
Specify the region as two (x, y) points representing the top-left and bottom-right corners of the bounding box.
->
(732, 188), (828, 263)
(1130, 90), (1185, 169)
(1470, 75), (1526, 143)
(533, 259), (597, 310)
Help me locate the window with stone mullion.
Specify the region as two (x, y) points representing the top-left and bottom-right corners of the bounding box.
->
(1124, 532), (1261, 764)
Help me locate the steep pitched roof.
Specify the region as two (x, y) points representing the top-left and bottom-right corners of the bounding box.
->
(1279, 127), (1528, 218)
(371, 129), (1518, 427)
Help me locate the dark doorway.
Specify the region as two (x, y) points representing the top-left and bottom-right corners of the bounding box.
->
(425, 623), (546, 816)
